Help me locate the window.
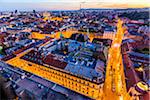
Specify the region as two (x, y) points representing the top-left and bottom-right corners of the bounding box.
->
(28, 64), (32, 66)
(93, 85), (95, 88)
(87, 83), (89, 86)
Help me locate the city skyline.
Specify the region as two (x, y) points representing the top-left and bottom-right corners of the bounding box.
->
(0, 1), (149, 100)
(0, 0), (150, 11)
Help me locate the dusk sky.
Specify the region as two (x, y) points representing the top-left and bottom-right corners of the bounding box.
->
(0, 0), (149, 11)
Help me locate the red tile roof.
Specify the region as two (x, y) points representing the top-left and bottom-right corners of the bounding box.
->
(43, 54), (67, 69)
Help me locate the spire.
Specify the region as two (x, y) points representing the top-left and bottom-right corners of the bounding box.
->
(60, 32), (64, 38)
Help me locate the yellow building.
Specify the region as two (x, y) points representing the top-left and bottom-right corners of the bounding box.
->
(6, 48), (104, 99)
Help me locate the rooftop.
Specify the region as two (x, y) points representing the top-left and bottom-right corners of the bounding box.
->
(20, 38), (106, 83)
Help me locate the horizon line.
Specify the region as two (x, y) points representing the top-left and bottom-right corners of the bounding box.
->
(0, 7), (149, 12)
